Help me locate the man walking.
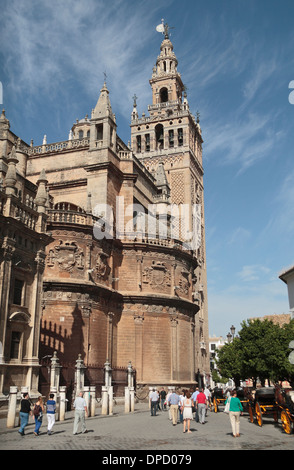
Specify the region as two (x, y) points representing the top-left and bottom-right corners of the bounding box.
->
(149, 389), (159, 416)
(196, 388), (207, 424)
(46, 393), (56, 435)
(160, 388), (167, 411)
(73, 391), (88, 435)
(192, 387), (199, 422)
(168, 390), (180, 425)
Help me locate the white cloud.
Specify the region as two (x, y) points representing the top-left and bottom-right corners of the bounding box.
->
(1, 0), (165, 120)
(204, 112), (278, 173)
(237, 264), (271, 282)
(227, 227), (251, 245)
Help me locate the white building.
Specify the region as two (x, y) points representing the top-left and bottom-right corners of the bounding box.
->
(279, 264), (294, 319)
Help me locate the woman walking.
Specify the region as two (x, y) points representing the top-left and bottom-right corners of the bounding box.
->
(182, 391), (193, 433)
(225, 389), (243, 437)
(33, 396), (45, 436)
(18, 392), (32, 436)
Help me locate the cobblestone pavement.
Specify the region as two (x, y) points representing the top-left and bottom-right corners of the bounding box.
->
(0, 404), (293, 453)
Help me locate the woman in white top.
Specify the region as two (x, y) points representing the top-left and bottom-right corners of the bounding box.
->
(182, 391), (193, 433)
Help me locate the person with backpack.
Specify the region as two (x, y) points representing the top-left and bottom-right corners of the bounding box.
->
(33, 396), (44, 436)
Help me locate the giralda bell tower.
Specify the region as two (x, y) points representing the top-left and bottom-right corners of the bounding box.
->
(130, 22), (210, 385)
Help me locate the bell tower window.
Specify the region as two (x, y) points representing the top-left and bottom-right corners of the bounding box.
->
(169, 130), (174, 148)
(160, 87), (168, 103)
(96, 124), (103, 141)
(178, 128), (183, 146)
(145, 134), (150, 151)
(155, 124), (164, 150)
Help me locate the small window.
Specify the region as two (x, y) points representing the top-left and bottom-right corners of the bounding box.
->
(136, 135), (141, 152)
(78, 130), (84, 140)
(10, 331), (21, 359)
(13, 279), (24, 305)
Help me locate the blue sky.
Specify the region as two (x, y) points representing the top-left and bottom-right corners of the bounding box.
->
(1, 0), (294, 338)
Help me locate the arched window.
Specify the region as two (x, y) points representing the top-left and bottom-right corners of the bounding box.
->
(160, 87), (168, 103)
(155, 124), (164, 150)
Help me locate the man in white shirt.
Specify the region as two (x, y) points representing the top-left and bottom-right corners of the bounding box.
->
(149, 389), (159, 416)
(73, 391), (88, 435)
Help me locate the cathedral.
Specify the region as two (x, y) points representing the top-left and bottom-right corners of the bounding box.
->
(0, 27), (209, 396)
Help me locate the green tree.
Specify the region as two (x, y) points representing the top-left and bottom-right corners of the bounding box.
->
(216, 337), (244, 386)
(215, 319), (294, 387)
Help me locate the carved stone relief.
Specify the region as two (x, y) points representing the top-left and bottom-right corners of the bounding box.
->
(142, 261), (171, 288)
(47, 240), (84, 272)
(94, 251), (110, 283)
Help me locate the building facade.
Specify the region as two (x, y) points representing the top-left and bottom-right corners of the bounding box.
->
(0, 31), (209, 394)
(0, 111), (51, 396)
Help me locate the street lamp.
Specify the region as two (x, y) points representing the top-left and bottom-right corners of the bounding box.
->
(226, 325), (236, 343)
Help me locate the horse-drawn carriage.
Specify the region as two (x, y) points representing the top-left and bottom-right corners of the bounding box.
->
(247, 387), (279, 426)
(275, 384), (294, 434)
(212, 386), (250, 413)
(211, 387), (226, 412)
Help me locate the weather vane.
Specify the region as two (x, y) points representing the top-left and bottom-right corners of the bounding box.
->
(156, 19), (174, 39)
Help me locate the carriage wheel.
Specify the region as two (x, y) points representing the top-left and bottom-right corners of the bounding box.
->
(213, 397), (218, 413)
(281, 410), (292, 434)
(255, 402), (263, 426)
(248, 404), (254, 423)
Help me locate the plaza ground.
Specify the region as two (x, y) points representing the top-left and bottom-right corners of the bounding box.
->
(0, 402), (293, 452)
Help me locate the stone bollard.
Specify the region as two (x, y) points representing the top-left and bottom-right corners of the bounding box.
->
(59, 386), (66, 421)
(101, 386), (109, 415)
(125, 387), (130, 413)
(84, 386), (90, 418)
(75, 354), (85, 396)
(7, 386), (18, 428)
(108, 386), (113, 416)
(90, 386), (96, 417)
(130, 386), (135, 412)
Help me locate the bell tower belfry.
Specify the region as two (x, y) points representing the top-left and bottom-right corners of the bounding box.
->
(130, 23), (210, 385)
(150, 33), (184, 106)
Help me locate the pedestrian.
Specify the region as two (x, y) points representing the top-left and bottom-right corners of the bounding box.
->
(166, 390), (172, 420)
(149, 388), (159, 416)
(204, 385), (212, 415)
(192, 387), (199, 422)
(168, 390), (180, 425)
(196, 388), (207, 424)
(182, 391), (193, 433)
(46, 393), (56, 435)
(73, 391), (88, 435)
(160, 388), (167, 410)
(33, 396), (44, 436)
(225, 389), (243, 437)
(18, 392), (32, 436)
(179, 390), (186, 423)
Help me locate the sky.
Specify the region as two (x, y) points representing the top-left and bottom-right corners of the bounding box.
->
(1, 0), (294, 338)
